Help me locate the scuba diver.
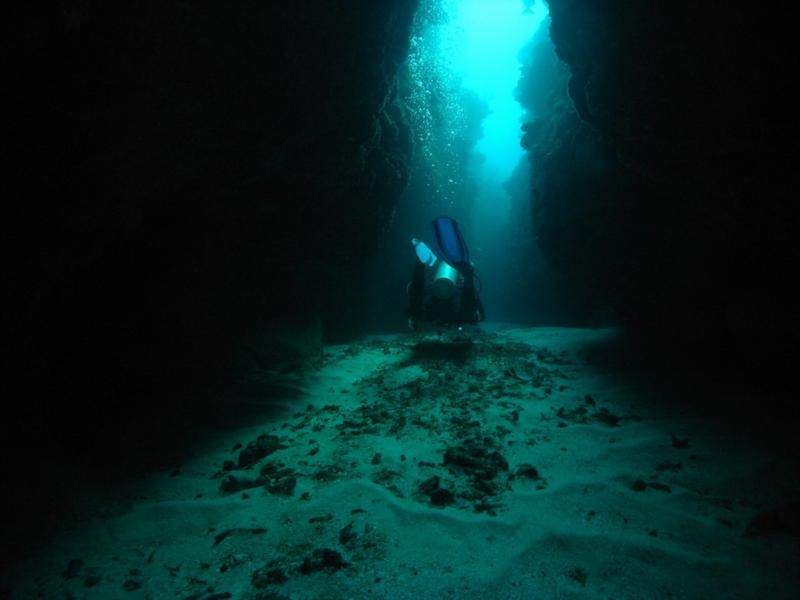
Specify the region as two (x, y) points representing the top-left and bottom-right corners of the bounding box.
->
(406, 216), (485, 331)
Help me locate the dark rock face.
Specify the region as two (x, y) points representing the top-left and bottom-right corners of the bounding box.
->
(520, 2), (798, 375)
(5, 1), (417, 441)
(3, 0), (417, 557)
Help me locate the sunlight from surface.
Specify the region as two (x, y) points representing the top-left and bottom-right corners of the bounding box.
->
(443, 0), (547, 183)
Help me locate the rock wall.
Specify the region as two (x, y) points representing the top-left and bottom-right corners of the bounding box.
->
(4, 1), (417, 465)
(521, 2), (798, 374)
(510, 26), (613, 326)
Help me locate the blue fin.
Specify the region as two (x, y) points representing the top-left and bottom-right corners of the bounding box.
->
(432, 216), (470, 269)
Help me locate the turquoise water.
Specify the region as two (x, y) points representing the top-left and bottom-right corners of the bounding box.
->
(439, 0), (548, 316)
(447, 0), (547, 184)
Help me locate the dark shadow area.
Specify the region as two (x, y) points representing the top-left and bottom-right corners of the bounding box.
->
(210, 378), (312, 430)
(0, 376), (308, 567)
(571, 328), (799, 456)
(520, 3), (799, 383)
(3, 0), (419, 567)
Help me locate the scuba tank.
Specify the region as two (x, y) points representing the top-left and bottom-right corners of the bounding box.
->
(430, 261), (459, 299)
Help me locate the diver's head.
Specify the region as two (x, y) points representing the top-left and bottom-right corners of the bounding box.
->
(430, 261), (459, 300)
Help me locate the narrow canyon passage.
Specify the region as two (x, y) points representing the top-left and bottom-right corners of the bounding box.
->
(3, 2), (798, 599)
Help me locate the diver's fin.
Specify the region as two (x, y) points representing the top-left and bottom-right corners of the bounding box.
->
(432, 216), (470, 271)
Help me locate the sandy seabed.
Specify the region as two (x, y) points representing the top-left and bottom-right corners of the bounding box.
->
(3, 325), (799, 599)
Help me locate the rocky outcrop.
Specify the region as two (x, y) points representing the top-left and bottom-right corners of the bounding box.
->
(3, 0), (418, 490)
(519, 2), (798, 373)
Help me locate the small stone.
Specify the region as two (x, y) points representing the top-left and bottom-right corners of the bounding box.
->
(299, 548), (348, 574)
(418, 476), (440, 496)
(238, 435), (288, 469)
(123, 579), (141, 591)
(648, 481), (671, 493)
(339, 522), (358, 545)
(429, 488), (454, 506)
(514, 464), (540, 480)
(267, 476), (296, 496)
(309, 514), (333, 524)
(252, 566), (288, 589)
(567, 567), (588, 586)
